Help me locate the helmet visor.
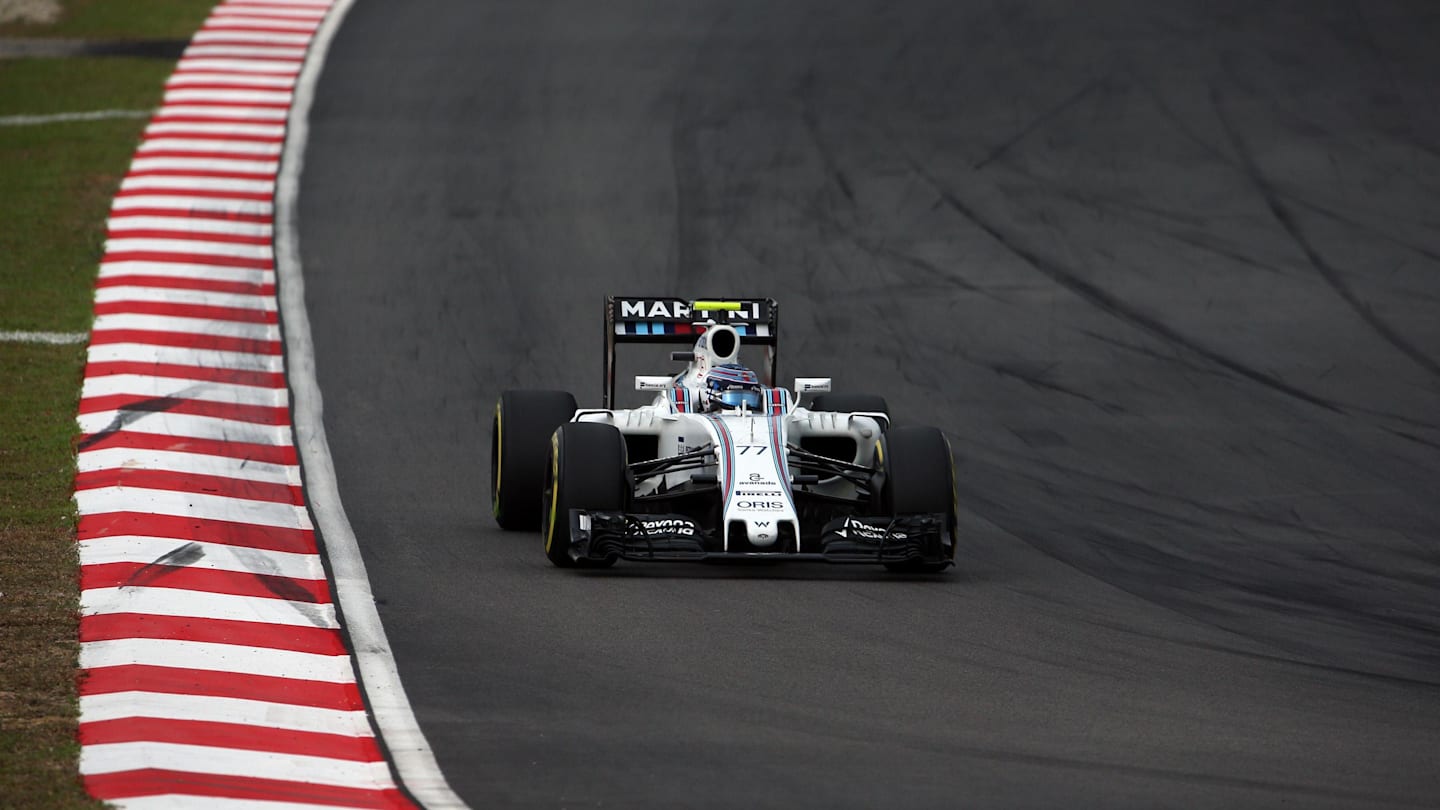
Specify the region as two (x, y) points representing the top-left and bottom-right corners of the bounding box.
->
(716, 389), (762, 410)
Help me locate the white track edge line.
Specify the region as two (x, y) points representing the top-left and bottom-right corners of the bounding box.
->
(1, 330), (88, 344)
(0, 109), (154, 127)
(275, 1), (468, 807)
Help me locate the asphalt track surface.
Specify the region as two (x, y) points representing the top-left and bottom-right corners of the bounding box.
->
(296, 2), (1440, 807)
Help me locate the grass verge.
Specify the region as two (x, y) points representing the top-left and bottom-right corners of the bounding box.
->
(0, 343), (90, 809)
(0, 2), (217, 804)
(0, 0), (215, 39)
(0, 93), (155, 331)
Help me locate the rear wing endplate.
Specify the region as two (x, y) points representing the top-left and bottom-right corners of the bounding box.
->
(604, 296), (779, 408)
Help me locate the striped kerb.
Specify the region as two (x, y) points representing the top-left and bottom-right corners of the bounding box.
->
(73, 1), (416, 807)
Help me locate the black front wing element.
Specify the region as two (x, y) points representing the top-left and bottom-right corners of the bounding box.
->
(565, 511), (951, 566)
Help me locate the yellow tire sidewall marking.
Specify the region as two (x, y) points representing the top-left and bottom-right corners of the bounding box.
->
(944, 433), (958, 553)
(544, 430), (561, 553)
(492, 401), (503, 516)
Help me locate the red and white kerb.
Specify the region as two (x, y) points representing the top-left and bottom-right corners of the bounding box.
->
(73, 2), (415, 807)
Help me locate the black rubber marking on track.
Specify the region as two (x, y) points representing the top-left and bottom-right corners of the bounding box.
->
(1211, 85), (1440, 383)
(76, 396), (186, 451)
(122, 542), (205, 588)
(972, 74), (1111, 171)
(904, 155), (1348, 415)
(296, 3), (1440, 805)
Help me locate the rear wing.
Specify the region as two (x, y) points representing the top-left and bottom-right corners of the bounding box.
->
(604, 296), (779, 408)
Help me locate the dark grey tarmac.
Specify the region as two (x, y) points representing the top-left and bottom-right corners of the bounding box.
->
(296, 2), (1440, 807)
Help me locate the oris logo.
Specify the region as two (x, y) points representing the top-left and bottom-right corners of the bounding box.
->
(736, 500), (785, 510)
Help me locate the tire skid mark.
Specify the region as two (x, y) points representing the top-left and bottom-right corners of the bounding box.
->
(962, 477), (1440, 693)
(1075, 328), (1228, 379)
(1018, 173), (1308, 280)
(798, 68), (857, 205)
(795, 133), (994, 299)
(1074, 521), (1440, 647)
(1136, 68), (1440, 246)
(810, 207), (992, 300)
(122, 542), (207, 587)
(984, 360), (1127, 414)
(972, 73), (1112, 171)
(1288, 194), (1440, 267)
(76, 396), (189, 451)
(967, 474), (1440, 694)
(901, 155), (1346, 415)
(1211, 85), (1440, 384)
(1385, 427), (1440, 452)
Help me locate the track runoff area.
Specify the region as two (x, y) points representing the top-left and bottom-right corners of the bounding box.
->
(70, 1), (452, 807)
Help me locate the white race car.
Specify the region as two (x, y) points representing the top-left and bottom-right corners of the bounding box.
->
(490, 297), (957, 572)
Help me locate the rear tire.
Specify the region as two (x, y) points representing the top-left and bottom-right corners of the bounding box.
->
(491, 390), (577, 530)
(875, 426), (956, 573)
(542, 422), (629, 568)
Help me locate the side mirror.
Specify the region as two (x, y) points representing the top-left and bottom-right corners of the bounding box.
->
(635, 376), (674, 392)
(793, 377), (832, 398)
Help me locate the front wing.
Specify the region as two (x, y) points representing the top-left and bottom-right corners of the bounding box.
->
(564, 510), (951, 566)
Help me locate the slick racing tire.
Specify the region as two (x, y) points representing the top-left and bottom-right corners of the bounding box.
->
(875, 425), (957, 573)
(542, 422), (629, 568)
(808, 393), (889, 423)
(491, 390), (578, 530)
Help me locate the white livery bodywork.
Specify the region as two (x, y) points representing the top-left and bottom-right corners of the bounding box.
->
(576, 322), (885, 550)
(494, 295), (954, 571)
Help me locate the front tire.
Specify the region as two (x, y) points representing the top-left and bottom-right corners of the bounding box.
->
(542, 422), (629, 568)
(875, 426), (957, 573)
(491, 390), (577, 530)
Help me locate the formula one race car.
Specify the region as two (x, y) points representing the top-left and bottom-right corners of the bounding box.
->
(490, 296), (957, 572)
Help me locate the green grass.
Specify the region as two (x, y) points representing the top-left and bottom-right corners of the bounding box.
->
(0, 59), (177, 333)
(0, 4), (214, 806)
(0, 0), (216, 39)
(0, 343), (91, 809)
(0, 57), (177, 117)
(0, 117), (151, 333)
(0, 345), (86, 525)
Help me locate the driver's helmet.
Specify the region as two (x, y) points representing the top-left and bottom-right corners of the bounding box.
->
(704, 363), (762, 411)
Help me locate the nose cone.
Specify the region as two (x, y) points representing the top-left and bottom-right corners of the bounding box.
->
(746, 519), (778, 548)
